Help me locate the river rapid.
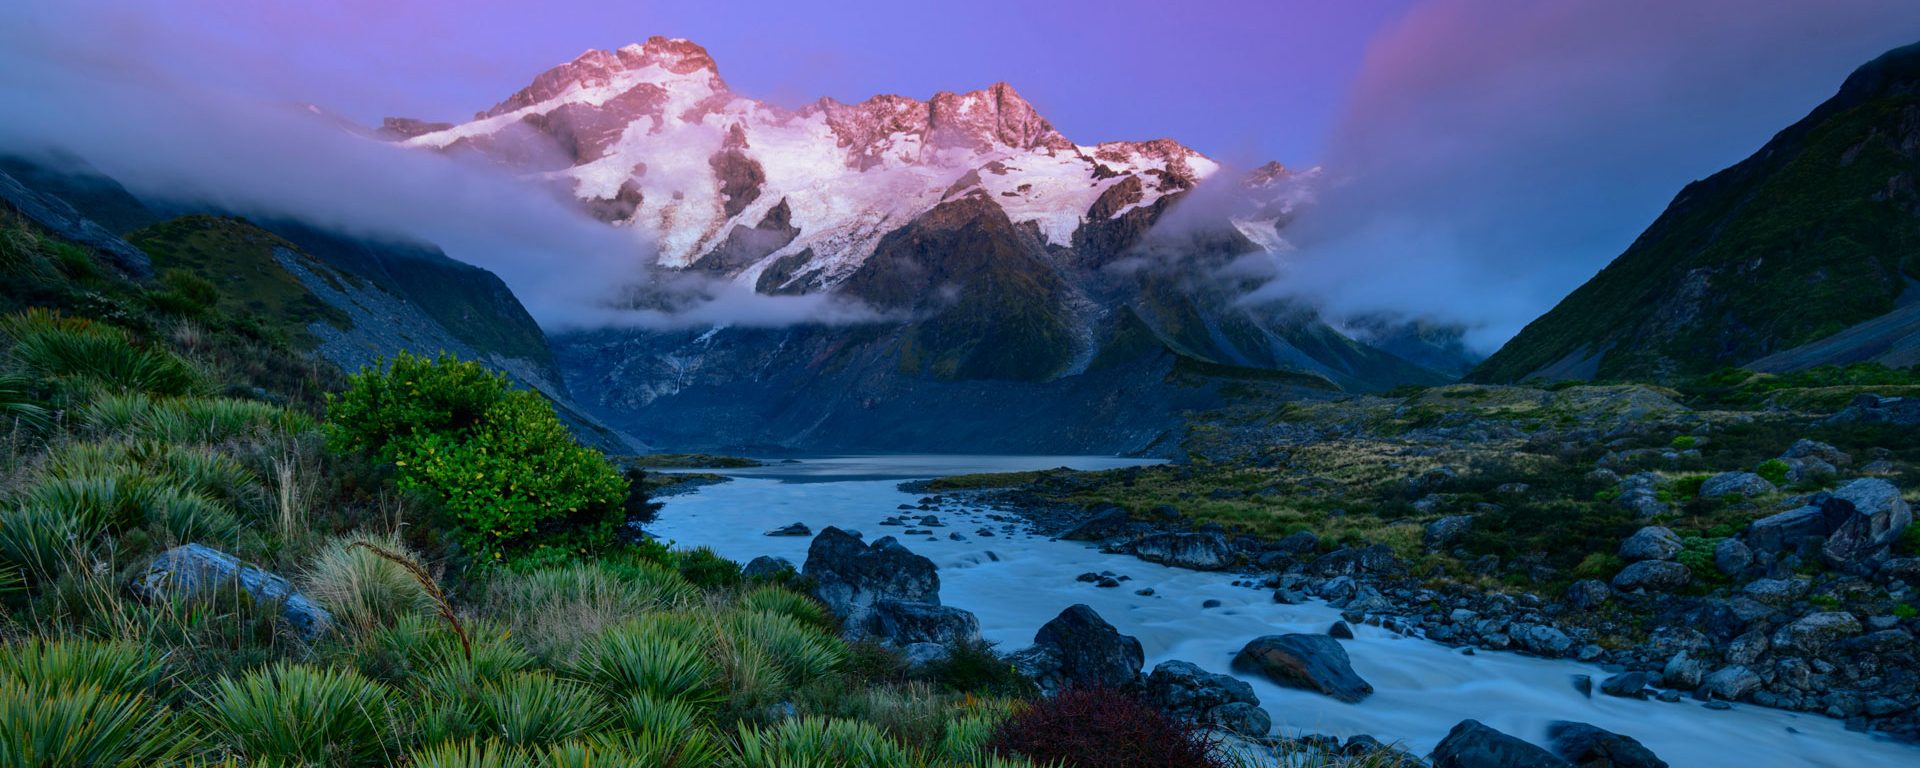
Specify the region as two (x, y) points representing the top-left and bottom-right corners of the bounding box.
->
(650, 455), (1920, 767)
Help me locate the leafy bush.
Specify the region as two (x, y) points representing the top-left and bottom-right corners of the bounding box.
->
(1756, 458), (1791, 486)
(327, 353), (626, 560)
(919, 640), (1036, 698)
(990, 688), (1222, 768)
(201, 663), (400, 767)
(1669, 435), (1698, 450)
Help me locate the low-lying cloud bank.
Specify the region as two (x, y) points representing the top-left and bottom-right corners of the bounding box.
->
(1252, 0), (1920, 353)
(0, 3), (878, 331)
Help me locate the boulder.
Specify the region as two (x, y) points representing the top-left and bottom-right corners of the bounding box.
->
(1610, 560), (1690, 593)
(1271, 530), (1320, 555)
(135, 544), (331, 639)
(1431, 719), (1572, 768)
(1424, 515), (1476, 549)
(1143, 660), (1270, 737)
(1712, 539), (1752, 576)
(1231, 634), (1373, 703)
(1615, 473), (1669, 518)
(1818, 478), (1911, 569)
(1771, 611), (1861, 654)
(1017, 604), (1144, 693)
(1744, 506), (1825, 553)
(1698, 665), (1761, 701)
(742, 555), (796, 580)
(1783, 439), (1849, 467)
(1546, 721), (1668, 768)
(1617, 526), (1682, 562)
(1661, 653), (1704, 690)
(1700, 472), (1775, 499)
(1740, 578), (1808, 606)
(902, 642), (951, 668)
(1565, 579), (1611, 611)
(1511, 623), (1574, 657)
(1880, 557), (1920, 583)
(1131, 532), (1236, 570)
(803, 527), (939, 633)
(764, 522), (811, 536)
(866, 599), (981, 647)
(1599, 671), (1650, 699)
(1058, 506), (1135, 541)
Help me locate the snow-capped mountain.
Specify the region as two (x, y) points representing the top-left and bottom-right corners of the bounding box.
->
(392, 37), (1245, 287)
(388, 37), (1459, 454)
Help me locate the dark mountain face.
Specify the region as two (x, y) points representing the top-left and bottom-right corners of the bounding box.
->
(1473, 41), (1920, 384)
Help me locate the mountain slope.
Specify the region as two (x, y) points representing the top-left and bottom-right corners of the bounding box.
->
(1473, 41), (1920, 383)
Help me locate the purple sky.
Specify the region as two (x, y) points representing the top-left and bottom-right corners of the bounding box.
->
(7, 1), (1920, 343)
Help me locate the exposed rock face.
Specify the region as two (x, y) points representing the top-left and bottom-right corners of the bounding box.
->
(1131, 532), (1236, 570)
(1818, 478), (1912, 569)
(1700, 471), (1776, 499)
(1231, 634), (1373, 703)
(741, 555), (794, 580)
(1611, 560), (1691, 593)
(135, 544), (331, 639)
(0, 168), (152, 276)
(1617, 526), (1682, 562)
(803, 527), (947, 642)
(1142, 660), (1271, 737)
(1013, 604), (1144, 694)
(1546, 721), (1668, 768)
(1745, 506), (1826, 553)
(866, 600), (982, 647)
(1431, 719), (1572, 768)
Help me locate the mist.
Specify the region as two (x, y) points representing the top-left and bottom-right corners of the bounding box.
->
(0, 2), (876, 331)
(1252, 0), (1920, 353)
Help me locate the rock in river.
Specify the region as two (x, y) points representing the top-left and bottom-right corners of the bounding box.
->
(804, 527), (977, 646)
(1431, 719), (1572, 768)
(1547, 721), (1668, 768)
(1143, 660), (1271, 737)
(764, 522), (811, 536)
(1131, 532), (1236, 570)
(1012, 604), (1144, 694)
(1231, 634), (1373, 703)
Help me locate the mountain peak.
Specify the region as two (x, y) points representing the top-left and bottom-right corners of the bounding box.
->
(480, 36), (723, 120)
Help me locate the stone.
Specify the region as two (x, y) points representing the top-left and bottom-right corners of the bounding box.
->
(1698, 665), (1761, 701)
(1511, 623), (1574, 657)
(1058, 506), (1134, 541)
(1819, 478), (1912, 569)
(1142, 660), (1269, 737)
(1431, 719), (1572, 768)
(1018, 604), (1144, 693)
(1726, 630), (1771, 666)
(1771, 612), (1862, 654)
(1231, 634), (1373, 703)
(1611, 560), (1691, 593)
(135, 544), (331, 639)
(1744, 506), (1826, 553)
(741, 555), (796, 580)
(1566, 579), (1611, 610)
(1617, 526), (1682, 562)
(764, 522), (811, 536)
(1547, 721), (1669, 768)
(865, 599), (981, 647)
(1740, 578), (1808, 606)
(1329, 621), (1354, 639)
(1700, 472), (1776, 499)
(803, 527), (940, 635)
(1712, 539), (1752, 576)
(1271, 530), (1320, 556)
(1880, 557), (1920, 583)
(1783, 439), (1849, 467)
(1131, 532), (1236, 570)
(1662, 653), (1704, 690)
(1425, 515), (1476, 549)
(1599, 671), (1650, 699)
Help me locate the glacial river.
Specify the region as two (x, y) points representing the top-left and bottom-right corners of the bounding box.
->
(651, 455), (1919, 767)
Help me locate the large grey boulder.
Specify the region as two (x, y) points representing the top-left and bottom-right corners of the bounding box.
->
(1431, 719), (1572, 768)
(1231, 634), (1373, 703)
(1701, 471), (1775, 499)
(1818, 478), (1911, 570)
(136, 544), (330, 639)
(1744, 506), (1825, 553)
(1143, 660), (1270, 737)
(1698, 665), (1762, 701)
(742, 555), (795, 580)
(805, 528), (938, 619)
(1712, 539), (1753, 576)
(1771, 611), (1861, 654)
(1546, 721), (1668, 768)
(1013, 604), (1144, 694)
(1611, 560), (1691, 593)
(1131, 532), (1235, 570)
(1510, 623), (1574, 657)
(1424, 515), (1476, 549)
(866, 600), (981, 647)
(1617, 526), (1682, 562)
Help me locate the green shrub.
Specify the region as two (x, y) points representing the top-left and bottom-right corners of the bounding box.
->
(201, 663), (400, 767)
(0, 677), (194, 767)
(1756, 459), (1791, 486)
(674, 546), (743, 589)
(1893, 603), (1917, 620)
(1669, 435), (1698, 450)
(1569, 552), (1626, 581)
(919, 641), (1035, 699)
(327, 353), (626, 559)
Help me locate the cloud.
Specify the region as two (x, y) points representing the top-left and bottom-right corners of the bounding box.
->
(1250, 0), (1920, 352)
(0, 1), (877, 331)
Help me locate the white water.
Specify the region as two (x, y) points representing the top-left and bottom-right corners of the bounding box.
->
(652, 455), (1920, 767)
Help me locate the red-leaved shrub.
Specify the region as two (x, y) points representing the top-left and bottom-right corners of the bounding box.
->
(989, 687), (1223, 768)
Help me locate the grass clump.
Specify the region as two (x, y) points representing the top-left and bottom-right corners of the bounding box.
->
(201, 663), (401, 767)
